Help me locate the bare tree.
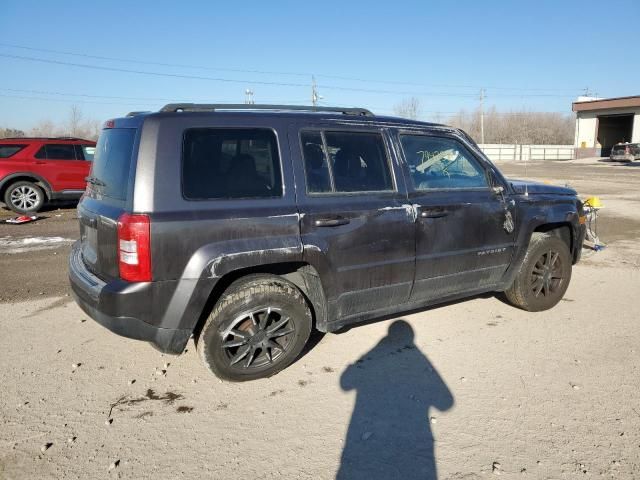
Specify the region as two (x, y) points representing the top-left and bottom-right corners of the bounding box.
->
(30, 120), (59, 137)
(448, 107), (575, 145)
(0, 128), (25, 138)
(85, 119), (101, 140)
(393, 97), (422, 120)
(67, 105), (84, 137)
(26, 106), (101, 140)
(430, 111), (444, 124)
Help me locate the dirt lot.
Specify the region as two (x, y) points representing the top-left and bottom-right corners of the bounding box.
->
(1, 159), (640, 479)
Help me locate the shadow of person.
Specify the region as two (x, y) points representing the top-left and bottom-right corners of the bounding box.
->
(337, 320), (454, 480)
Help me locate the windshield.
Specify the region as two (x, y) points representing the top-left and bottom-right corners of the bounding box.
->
(90, 128), (137, 200)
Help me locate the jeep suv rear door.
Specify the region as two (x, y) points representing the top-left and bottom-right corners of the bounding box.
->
(291, 126), (415, 323)
(396, 132), (515, 301)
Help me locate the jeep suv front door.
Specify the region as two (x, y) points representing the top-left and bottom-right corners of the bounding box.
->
(396, 132), (515, 302)
(290, 126), (415, 324)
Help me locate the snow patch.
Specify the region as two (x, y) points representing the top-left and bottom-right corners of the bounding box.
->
(0, 236), (75, 254)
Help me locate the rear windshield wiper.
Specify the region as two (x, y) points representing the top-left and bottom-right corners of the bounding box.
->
(85, 176), (106, 187)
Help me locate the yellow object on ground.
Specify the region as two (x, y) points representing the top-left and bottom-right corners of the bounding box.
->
(584, 196), (603, 208)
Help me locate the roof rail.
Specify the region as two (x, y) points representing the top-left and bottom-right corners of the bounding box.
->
(159, 103), (374, 116)
(126, 111), (152, 117)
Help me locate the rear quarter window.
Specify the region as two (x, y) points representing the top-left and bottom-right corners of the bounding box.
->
(182, 128), (282, 200)
(0, 144), (27, 158)
(75, 144), (96, 161)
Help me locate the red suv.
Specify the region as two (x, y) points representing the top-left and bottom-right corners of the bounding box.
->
(0, 137), (96, 214)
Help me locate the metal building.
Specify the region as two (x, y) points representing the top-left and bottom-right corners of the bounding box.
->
(573, 95), (640, 158)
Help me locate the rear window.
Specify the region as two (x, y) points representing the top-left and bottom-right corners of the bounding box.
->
(300, 130), (394, 194)
(182, 128), (282, 200)
(325, 131), (393, 192)
(0, 144), (26, 158)
(90, 128), (136, 200)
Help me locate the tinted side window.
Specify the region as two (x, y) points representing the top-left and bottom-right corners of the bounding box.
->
(400, 135), (488, 190)
(0, 145), (26, 158)
(300, 131), (331, 193)
(324, 131), (393, 193)
(183, 128), (282, 200)
(39, 144), (77, 160)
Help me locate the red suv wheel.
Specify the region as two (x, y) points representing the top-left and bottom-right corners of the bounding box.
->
(4, 180), (45, 214)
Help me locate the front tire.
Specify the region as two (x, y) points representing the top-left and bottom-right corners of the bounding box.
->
(505, 232), (572, 312)
(4, 181), (45, 214)
(197, 274), (313, 381)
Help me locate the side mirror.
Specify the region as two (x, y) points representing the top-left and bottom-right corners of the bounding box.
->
(491, 185), (504, 195)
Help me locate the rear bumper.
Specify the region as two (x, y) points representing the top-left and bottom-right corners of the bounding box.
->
(68, 241), (190, 354)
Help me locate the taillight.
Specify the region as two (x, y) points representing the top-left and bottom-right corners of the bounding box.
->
(117, 213), (151, 282)
(625, 146), (630, 154)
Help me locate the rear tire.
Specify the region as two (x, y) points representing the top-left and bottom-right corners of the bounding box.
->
(3, 181), (45, 214)
(197, 274), (313, 381)
(505, 232), (572, 312)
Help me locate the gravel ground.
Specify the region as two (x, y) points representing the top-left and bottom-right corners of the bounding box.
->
(0, 204), (77, 303)
(1, 159), (639, 479)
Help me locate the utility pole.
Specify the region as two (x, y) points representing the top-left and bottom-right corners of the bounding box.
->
(311, 76), (322, 106)
(244, 89), (255, 104)
(479, 88), (485, 145)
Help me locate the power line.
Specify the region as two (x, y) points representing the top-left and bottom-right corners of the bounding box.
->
(0, 93), (157, 106)
(0, 42), (312, 78)
(0, 86), (572, 118)
(0, 53), (470, 97)
(0, 53), (311, 88)
(1, 87), (173, 101)
(0, 92), (572, 117)
(0, 93), (567, 121)
(0, 42), (583, 94)
(0, 90), (309, 106)
(0, 51), (578, 99)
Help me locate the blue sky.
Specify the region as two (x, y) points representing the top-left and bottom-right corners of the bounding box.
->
(1, 0), (638, 130)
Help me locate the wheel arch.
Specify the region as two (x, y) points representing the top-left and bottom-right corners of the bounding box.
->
(533, 222), (572, 253)
(501, 200), (581, 289)
(0, 173), (52, 201)
(192, 262), (329, 340)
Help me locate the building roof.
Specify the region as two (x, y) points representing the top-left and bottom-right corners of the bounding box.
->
(572, 95), (640, 112)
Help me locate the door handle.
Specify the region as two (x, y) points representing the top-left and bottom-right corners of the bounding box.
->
(314, 217), (350, 227)
(35, 161), (46, 165)
(420, 208), (448, 219)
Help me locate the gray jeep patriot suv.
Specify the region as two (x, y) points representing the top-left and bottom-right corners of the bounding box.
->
(69, 104), (586, 381)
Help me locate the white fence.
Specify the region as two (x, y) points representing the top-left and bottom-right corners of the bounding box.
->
(478, 144), (575, 162)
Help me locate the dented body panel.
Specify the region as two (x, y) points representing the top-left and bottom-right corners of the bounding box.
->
(69, 110), (586, 354)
